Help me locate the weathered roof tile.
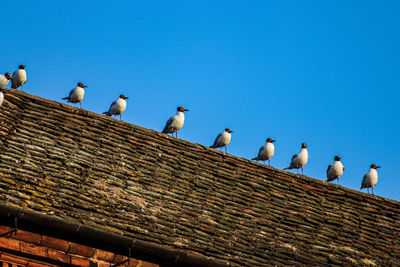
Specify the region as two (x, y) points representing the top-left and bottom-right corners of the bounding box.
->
(0, 90), (399, 266)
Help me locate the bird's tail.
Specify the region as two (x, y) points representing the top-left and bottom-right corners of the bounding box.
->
(251, 157), (258, 160)
(210, 145), (216, 148)
(283, 167), (290, 170)
(102, 112), (111, 116)
(61, 97), (69, 100)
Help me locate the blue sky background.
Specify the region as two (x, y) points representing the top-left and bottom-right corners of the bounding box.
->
(2, 1), (399, 200)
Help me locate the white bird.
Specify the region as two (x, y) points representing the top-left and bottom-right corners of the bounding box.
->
(361, 164), (380, 195)
(11, 65), (27, 90)
(103, 94), (128, 120)
(210, 128), (233, 153)
(326, 155), (345, 185)
(162, 106), (189, 137)
(252, 138), (276, 166)
(0, 73), (12, 89)
(62, 82), (87, 108)
(0, 89), (4, 106)
(284, 143), (309, 174)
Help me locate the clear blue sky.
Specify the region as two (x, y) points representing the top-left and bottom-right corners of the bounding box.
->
(2, 1), (399, 200)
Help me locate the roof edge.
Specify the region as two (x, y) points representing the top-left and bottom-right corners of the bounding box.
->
(0, 203), (235, 267)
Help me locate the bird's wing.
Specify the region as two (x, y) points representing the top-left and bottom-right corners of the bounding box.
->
(326, 164), (331, 175)
(211, 133), (222, 147)
(258, 146), (264, 157)
(162, 117), (173, 133)
(109, 100), (118, 111)
(360, 174), (367, 189)
(291, 153), (297, 162)
(11, 71), (18, 88)
(68, 88), (75, 98)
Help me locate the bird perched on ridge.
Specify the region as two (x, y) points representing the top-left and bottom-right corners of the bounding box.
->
(326, 155), (345, 185)
(284, 143), (309, 174)
(11, 65), (27, 90)
(0, 89), (4, 106)
(0, 73), (12, 89)
(361, 164), (380, 195)
(162, 106), (189, 137)
(252, 138), (276, 166)
(103, 94), (128, 120)
(62, 82), (87, 108)
(210, 128), (233, 153)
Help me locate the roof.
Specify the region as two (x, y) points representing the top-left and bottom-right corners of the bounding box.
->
(0, 89), (399, 266)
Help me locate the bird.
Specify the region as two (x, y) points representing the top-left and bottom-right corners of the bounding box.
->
(210, 128), (233, 153)
(0, 89), (4, 106)
(0, 73), (12, 89)
(11, 65), (27, 90)
(361, 164), (380, 195)
(284, 143), (309, 174)
(103, 94), (128, 119)
(162, 106), (189, 137)
(252, 138), (276, 166)
(62, 82), (87, 108)
(326, 155), (345, 185)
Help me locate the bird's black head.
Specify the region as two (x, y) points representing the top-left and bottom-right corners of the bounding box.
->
(77, 82), (87, 88)
(370, 164), (380, 169)
(119, 94), (128, 100)
(177, 106), (189, 112)
(4, 73), (12, 80)
(334, 155), (341, 161)
(266, 138), (276, 143)
(301, 143), (307, 148)
(18, 65), (25, 70)
(225, 128), (233, 133)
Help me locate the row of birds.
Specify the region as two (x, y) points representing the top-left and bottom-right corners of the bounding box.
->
(0, 65), (380, 195)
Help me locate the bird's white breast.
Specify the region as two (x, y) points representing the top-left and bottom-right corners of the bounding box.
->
(294, 148), (308, 167)
(170, 112), (185, 131)
(259, 142), (275, 159)
(110, 98), (127, 114)
(328, 161), (344, 178)
(14, 69), (27, 84)
(218, 131), (231, 146)
(366, 168), (378, 187)
(0, 75), (9, 89)
(70, 86), (85, 102)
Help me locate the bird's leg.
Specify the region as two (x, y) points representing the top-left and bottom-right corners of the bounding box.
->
(268, 159), (271, 166)
(264, 160), (266, 165)
(372, 186), (374, 195)
(367, 188), (369, 194)
(301, 168), (304, 175)
(337, 178), (340, 185)
(225, 146), (227, 154)
(176, 132), (178, 138)
(120, 114), (122, 120)
(80, 102), (82, 109)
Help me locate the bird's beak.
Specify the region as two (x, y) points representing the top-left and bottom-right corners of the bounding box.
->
(84, 85), (88, 88)
(184, 109), (189, 112)
(272, 140), (276, 142)
(125, 97), (129, 99)
(377, 166), (381, 168)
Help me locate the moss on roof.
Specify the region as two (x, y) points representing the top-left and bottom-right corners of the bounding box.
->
(0, 89), (399, 266)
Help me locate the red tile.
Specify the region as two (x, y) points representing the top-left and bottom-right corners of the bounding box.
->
(41, 235), (70, 251)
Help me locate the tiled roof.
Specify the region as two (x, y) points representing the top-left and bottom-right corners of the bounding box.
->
(0, 89), (399, 266)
